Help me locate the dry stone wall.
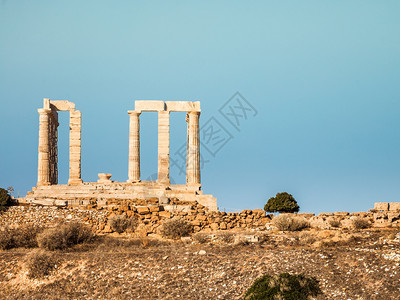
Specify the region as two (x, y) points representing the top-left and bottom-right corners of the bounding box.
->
(1, 202), (400, 235)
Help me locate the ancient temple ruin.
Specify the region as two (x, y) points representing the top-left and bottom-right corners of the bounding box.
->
(22, 99), (217, 211)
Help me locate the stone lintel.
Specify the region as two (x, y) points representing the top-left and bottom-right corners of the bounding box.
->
(135, 100), (165, 112)
(165, 101), (201, 112)
(50, 100), (76, 112)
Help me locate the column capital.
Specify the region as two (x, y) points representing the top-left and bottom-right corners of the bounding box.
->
(38, 108), (52, 115)
(188, 111), (201, 116)
(128, 110), (141, 116)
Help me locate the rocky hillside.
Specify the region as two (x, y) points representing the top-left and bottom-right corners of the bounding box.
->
(1, 227), (399, 299)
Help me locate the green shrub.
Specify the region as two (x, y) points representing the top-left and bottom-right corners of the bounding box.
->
(0, 225), (42, 250)
(26, 250), (58, 278)
(0, 188), (12, 211)
(264, 192), (299, 213)
(272, 214), (308, 231)
(160, 218), (191, 239)
(37, 222), (94, 250)
(352, 217), (370, 229)
(108, 215), (137, 234)
(244, 273), (322, 300)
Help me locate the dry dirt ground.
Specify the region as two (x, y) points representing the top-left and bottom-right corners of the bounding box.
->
(0, 229), (399, 299)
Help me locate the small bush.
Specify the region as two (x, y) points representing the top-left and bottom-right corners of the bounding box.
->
(272, 214), (309, 231)
(160, 218), (191, 239)
(352, 217), (370, 230)
(193, 232), (210, 244)
(0, 188), (12, 211)
(37, 222), (94, 251)
(244, 273), (322, 300)
(26, 250), (58, 278)
(0, 228), (12, 250)
(298, 232), (316, 245)
(0, 225), (42, 250)
(108, 215), (137, 234)
(264, 192), (299, 213)
(328, 219), (341, 228)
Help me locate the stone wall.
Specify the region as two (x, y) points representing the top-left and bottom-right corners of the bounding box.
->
(1, 202), (399, 235)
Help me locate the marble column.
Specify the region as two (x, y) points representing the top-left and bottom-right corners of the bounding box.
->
(37, 108), (51, 186)
(157, 111), (170, 184)
(48, 112), (59, 185)
(186, 111), (201, 185)
(68, 110), (83, 185)
(127, 110), (141, 182)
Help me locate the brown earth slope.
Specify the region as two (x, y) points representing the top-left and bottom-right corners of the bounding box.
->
(0, 230), (399, 299)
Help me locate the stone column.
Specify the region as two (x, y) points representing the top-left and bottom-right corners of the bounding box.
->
(127, 110), (141, 182)
(37, 108), (51, 186)
(48, 112), (59, 185)
(186, 111), (201, 185)
(158, 111), (170, 184)
(68, 110), (83, 185)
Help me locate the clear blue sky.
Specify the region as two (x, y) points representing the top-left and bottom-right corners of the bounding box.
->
(1, 1), (399, 213)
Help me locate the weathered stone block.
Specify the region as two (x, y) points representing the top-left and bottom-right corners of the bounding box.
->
(159, 211), (171, 218)
(210, 223), (219, 230)
(150, 206), (160, 212)
(165, 101), (200, 112)
(135, 100), (164, 111)
(375, 202), (389, 211)
(191, 220), (201, 226)
(137, 207), (150, 215)
(389, 202), (400, 211)
(334, 211), (349, 216)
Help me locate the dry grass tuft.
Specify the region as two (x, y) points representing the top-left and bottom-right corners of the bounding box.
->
(298, 232), (316, 245)
(328, 219), (341, 228)
(215, 231), (235, 244)
(159, 218), (191, 239)
(272, 214), (309, 231)
(108, 215), (137, 234)
(193, 232), (210, 244)
(26, 249), (58, 278)
(0, 225), (43, 250)
(37, 222), (94, 251)
(352, 217), (370, 230)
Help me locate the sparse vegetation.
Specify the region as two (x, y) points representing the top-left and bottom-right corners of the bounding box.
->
(264, 192), (299, 213)
(352, 217), (370, 230)
(272, 214), (309, 231)
(0, 187), (12, 211)
(215, 231), (235, 243)
(298, 232), (316, 245)
(328, 219), (341, 228)
(108, 215), (137, 233)
(193, 232), (210, 244)
(159, 218), (191, 239)
(0, 225), (42, 250)
(26, 249), (58, 278)
(244, 273), (322, 300)
(37, 222), (94, 251)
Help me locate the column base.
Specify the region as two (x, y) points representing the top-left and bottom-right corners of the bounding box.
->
(37, 182), (51, 186)
(126, 179), (141, 183)
(68, 179), (83, 185)
(186, 183), (201, 191)
(157, 179), (170, 185)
